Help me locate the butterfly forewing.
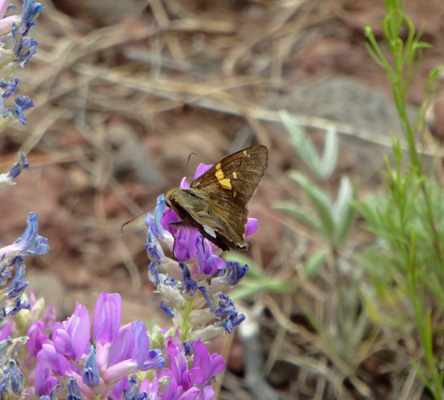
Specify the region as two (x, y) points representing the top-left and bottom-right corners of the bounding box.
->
(191, 145), (267, 248)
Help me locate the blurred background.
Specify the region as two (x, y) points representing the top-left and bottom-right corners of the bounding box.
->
(1, 0), (444, 399)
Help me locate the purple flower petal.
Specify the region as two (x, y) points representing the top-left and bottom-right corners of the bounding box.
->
(0, 15), (20, 35)
(160, 301), (174, 319)
(193, 163), (212, 180)
(37, 343), (70, 376)
(53, 302), (90, 361)
(165, 337), (191, 389)
(196, 236), (225, 275)
(21, 0), (44, 35)
(160, 208), (181, 235)
(12, 24), (38, 68)
(26, 321), (45, 356)
(109, 378), (128, 400)
(188, 340), (226, 388)
(34, 362), (57, 396)
(245, 218), (258, 237)
(8, 95), (34, 125)
(0, 0), (10, 19)
(139, 378), (158, 400)
(106, 321), (165, 384)
(178, 387), (201, 400)
(217, 261), (248, 285)
(42, 304), (56, 335)
(0, 317), (13, 340)
(181, 263), (197, 296)
(174, 227), (199, 262)
(93, 293), (122, 346)
(198, 386), (216, 400)
(179, 177), (190, 189)
(146, 229), (166, 265)
(107, 322), (135, 368)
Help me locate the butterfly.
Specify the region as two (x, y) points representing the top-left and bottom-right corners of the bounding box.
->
(165, 145), (268, 251)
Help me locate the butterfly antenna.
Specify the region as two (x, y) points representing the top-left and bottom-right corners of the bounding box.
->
(121, 204), (156, 233)
(185, 152), (197, 169)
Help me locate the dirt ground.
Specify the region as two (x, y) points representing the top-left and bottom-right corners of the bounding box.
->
(2, 0), (444, 399)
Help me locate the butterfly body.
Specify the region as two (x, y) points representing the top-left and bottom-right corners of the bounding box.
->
(165, 145), (268, 251)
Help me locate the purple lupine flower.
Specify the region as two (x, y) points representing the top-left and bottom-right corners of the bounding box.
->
(165, 336), (190, 390)
(172, 225), (200, 262)
(11, 13), (38, 67)
(155, 336), (225, 400)
(37, 342), (71, 376)
(0, 152), (29, 187)
(215, 294), (245, 333)
(34, 293), (165, 400)
(145, 161), (251, 344)
(52, 302), (90, 362)
(0, 212), (49, 262)
(2, 296), (30, 318)
(20, 301), (60, 397)
(7, 257), (28, 298)
(105, 319), (165, 383)
(21, 0), (44, 35)
(0, 0), (42, 125)
(15, 94), (34, 111)
(189, 339), (225, 387)
(7, 152), (29, 179)
(0, 78), (19, 98)
(8, 93), (34, 124)
(0, 0), (43, 36)
(217, 261), (249, 285)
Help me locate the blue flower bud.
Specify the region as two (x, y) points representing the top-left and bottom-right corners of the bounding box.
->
(82, 346), (100, 388)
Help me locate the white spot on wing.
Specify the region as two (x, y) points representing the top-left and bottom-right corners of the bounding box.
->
(203, 225), (216, 238)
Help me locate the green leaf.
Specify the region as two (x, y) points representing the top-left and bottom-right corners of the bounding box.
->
(289, 171), (335, 239)
(319, 128), (338, 179)
(305, 250), (327, 279)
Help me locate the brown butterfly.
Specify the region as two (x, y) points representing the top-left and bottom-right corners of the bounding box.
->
(165, 145), (268, 251)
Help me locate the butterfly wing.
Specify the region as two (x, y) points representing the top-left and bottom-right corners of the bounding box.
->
(188, 145), (268, 249)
